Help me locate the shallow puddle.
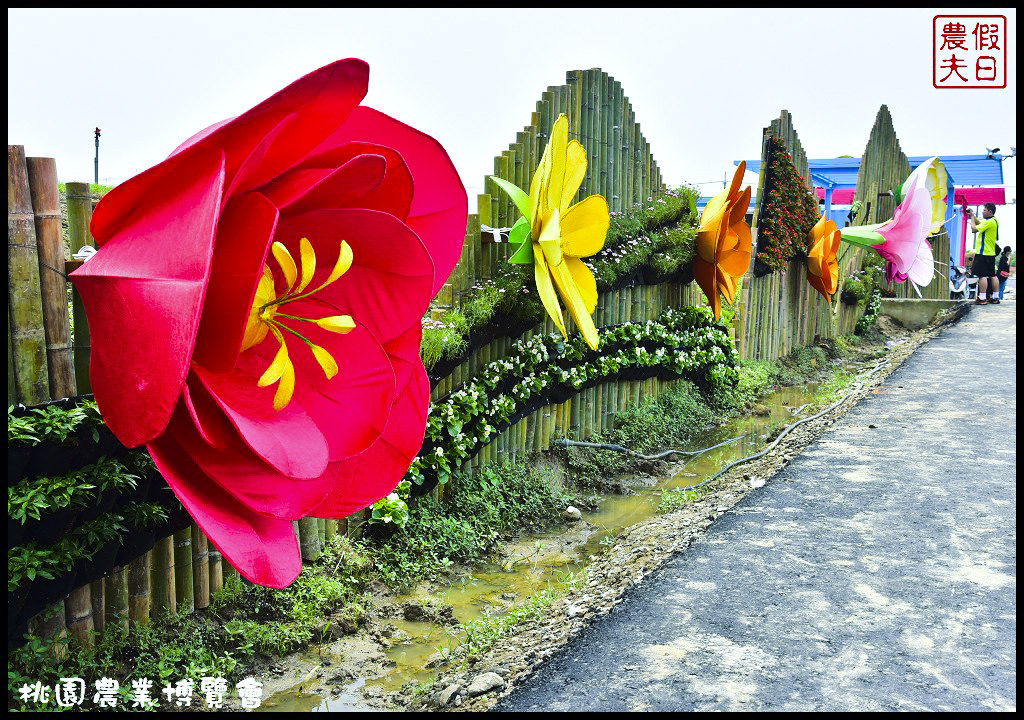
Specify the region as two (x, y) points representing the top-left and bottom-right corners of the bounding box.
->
(264, 383), (818, 710)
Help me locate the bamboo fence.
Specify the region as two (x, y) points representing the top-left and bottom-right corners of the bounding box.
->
(737, 112), (864, 360)
(443, 69), (666, 310)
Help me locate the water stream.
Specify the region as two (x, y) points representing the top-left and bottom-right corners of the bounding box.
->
(261, 383), (819, 711)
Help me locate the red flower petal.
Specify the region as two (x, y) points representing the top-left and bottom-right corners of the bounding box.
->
(190, 363), (329, 480)
(309, 362), (429, 518)
(148, 425), (302, 589)
(94, 60), (369, 244)
(314, 106), (467, 296)
(191, 190), (279, 373)
(259, 154), (386, 214)
(70, 148), (226, 447)
(158, 398), (335, 521)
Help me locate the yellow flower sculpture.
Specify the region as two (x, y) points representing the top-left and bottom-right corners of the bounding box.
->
(491, 115), (609, 350)
(806, 213), (841, 303)
(694, 162), (752, 319)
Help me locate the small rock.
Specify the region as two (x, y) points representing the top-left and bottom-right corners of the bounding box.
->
(435, 683), (462, 707)
(564, 505), (582, 521)
(424, 652), (449, 670)
(484, 665), (511, 678)
(752, 404), (771, 416)
(466, 672), (505, 697)
(868, 424), (878, 429)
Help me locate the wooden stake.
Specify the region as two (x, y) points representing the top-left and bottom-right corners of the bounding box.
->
(7, 146), (50, 403)
(191, 524), (210, 609)
(104, 565), (130, 633)
(127, 551), (151, 628)
(173, 528), (194, 615)
(65, 585), (94, 648)
(26, 157), (75, 398)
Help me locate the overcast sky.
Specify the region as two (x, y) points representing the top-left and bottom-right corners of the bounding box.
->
(8, 8), (1017, 240)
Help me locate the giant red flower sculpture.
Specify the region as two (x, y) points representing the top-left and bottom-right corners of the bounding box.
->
(70, 60), (467, 588)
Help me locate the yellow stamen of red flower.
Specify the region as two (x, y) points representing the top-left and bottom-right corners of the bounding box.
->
(242, 239), (356, 411)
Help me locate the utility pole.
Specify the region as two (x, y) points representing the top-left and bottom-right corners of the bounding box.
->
(94, 128), (101, 184)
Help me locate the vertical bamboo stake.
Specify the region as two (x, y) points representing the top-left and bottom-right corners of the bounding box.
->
(65, 182), (93, 393)
(90, 579), (105, 634)
(173, 528), (194, 615)
(209, 546), (223, 597)
(104, 565), (130, 633)
(150, 534), (174, 616)
(127, 551), (151, 628)
(298, 517), (322, 562)
(8, 314), (17, 405)
(7, 145), (49, 403)
(26, 157), (75, 398)
(30, 602), (68, 661)
(191, 524), (210, 609)
(65, 585), (94, 648)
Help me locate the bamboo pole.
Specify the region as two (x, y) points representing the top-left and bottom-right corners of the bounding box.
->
(65, 585), (94, 648)
(90, 579), (105, 634)
(8, 314), (16, 405)
(104, 565), (130, 633)
(7, 145), (50, 403)
(26, 157), (75, 398)
(297, 517), (322, 562)
(30, 602), (68, 661)
(209, 546), (223, 596)
(191, 524), (210, 609)
(65, 182), (93, 393)
(173, 528), (194, 615)
(150, 534), (175, 616)
(127, 551), (151, 628)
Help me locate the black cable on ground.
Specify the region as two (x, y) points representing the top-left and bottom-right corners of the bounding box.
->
(559, 356), (892, 496)
(552, 435), (743, 461)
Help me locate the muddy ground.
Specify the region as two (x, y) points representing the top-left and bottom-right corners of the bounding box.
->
(221, 309), (966, 712)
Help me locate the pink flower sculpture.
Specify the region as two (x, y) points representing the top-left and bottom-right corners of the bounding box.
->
(873, 175), (934, 287)
(71, 59), (467, 587)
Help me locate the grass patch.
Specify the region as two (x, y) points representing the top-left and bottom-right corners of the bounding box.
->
(8, 534), (373, 711)
(370, 460), (576, 592)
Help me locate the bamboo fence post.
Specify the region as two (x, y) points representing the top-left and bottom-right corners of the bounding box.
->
(325, 519), (338, 543)
(30, 602), (68, 661)
(104, 565), (130, 633)
(65, 182), (93, 393)
(173, 528), (194, 615)
(191, 524), (210, 609)
(8, 145), (50, 403)
(90, 579), (105, 634)
(209, 547), (223, 597)
(65, 585), (94, 648)
(298, 517), (322, 562)
(8, 314), (17, 405)
(127, 551), (151, 628)
(150, 534), (175, 616)
(26, 157), (75, 398)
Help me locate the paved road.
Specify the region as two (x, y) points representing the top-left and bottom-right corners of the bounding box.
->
(495, 294), (1016, 712)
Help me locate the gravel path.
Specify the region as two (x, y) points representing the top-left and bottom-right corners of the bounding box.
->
(488, 299), (1016, 712)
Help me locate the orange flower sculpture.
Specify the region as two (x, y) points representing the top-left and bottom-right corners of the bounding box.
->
(694, 162), (752, 319)
(806, 213), (842, 303)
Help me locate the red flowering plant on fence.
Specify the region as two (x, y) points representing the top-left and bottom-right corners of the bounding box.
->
(71, 59), (467, 588)
(753, 137), (820, 275)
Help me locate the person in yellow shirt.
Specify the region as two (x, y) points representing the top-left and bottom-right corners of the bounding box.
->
(968, 203), (1000, 305)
